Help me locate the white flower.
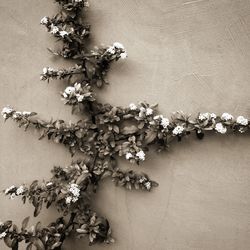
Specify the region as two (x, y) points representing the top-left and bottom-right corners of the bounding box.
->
(51, 24), (59, 34)
(198, 112), (210, 121)
(139, 177), (147, 183)
(172, 125), (184, 135)
(136, 150), (145, 161)
(2, 106), (13, 116)
(40, 16), (48, 25)
(210, 113), (217, 119)
(129, 103), (137, 110)
(215, 123), (227, 134)
(23, 111), (31, 116)
(0, 232), (6, 239)
(76, 94), (84, 102)
(160, 117), (170, 128)
(64, 86), (75, 95)
(59, 31), (68, 37)
(221, 113), (233, 121)
(107, 46), (116, 55)
(120, 52), (127, 59)
(125, 152), (133, 160)
(113, 42), (124, 49)
(146, 108), (153, 116)
(69, 183), (80, 197)
(236, 116), (248, 126)
(16, 185), (24, 195)
(72, 197), (78, 203)
(5, 185), (15, 194)
(46, 182), (53, 186)
(62, 92), (68, 98)
(65, 196), (72, 204)
(145, 181), (151, 190)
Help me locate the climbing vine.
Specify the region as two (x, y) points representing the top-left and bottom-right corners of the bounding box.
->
(1, 1), (249, 249)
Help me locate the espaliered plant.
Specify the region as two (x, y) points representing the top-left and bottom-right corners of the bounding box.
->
(1, 1), (249, 249)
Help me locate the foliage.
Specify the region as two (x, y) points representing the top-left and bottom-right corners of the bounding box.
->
(1, 0), (249, 249)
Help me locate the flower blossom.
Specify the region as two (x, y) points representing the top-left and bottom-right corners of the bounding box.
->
(120, 52), (127, 59)
(66, 183), (80, 204)
(125, 152), (133, 160)
(215, 123), (227, 134)
(129, 103), (137, 110)
(50, 24), (59, 34)
(139, 176), (147, 183)
(65, 196), (72, 204)
(62, 83), (93, 103)
(16, 185), (24, 195)
(198, 112), (210, 121)
(1, 106), (13, 119)
(210, 113), (217, 119)
(221, 113), (233, 121)
(172, 125), (184, 135)
(59, 31), (68, 37)
(161, 117), (170, 128)
(69, 183), (80, 197)
(136, 150), (145, 161)
(106, 42), (127, 59)
(236, 116), (248, 126)
(145, 181), (151, 190)
(42, 67), (54, 75)
(113, 42), (124, 49)
(64, 86), (76, 95)
(154, 115), (170, 129)
(107, 47), (115, 55)
(23, 111), (31, 116)
(146, 108), (153, 116)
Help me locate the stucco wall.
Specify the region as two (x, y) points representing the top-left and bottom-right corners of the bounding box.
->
(1, 0), (250, 249)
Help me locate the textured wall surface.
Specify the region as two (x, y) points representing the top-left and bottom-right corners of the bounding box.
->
(1, 0), (250, 249)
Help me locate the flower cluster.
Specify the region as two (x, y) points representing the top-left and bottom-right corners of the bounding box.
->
(198, 112), (216, 121)
(1, 106), (35, 121)
(153, 115), (170, 129)
(172, 125), (185, 135)
(125, 150), (146, 162)
(4, 185), (25, 199)
(65, 183), (81, 204)
(106, 42), (127, 60)
(221, 112), (233, 121)
(40, 65), (83, 81)
(62, 82), (95, 104)
(111, 169), (158, 191)
(237, 116), (248, 126)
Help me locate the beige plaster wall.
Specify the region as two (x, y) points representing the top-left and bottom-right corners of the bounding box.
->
(1, 0), (250, 249)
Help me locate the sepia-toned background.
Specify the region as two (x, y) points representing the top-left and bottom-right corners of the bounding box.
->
(1, 0), (250, 249)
